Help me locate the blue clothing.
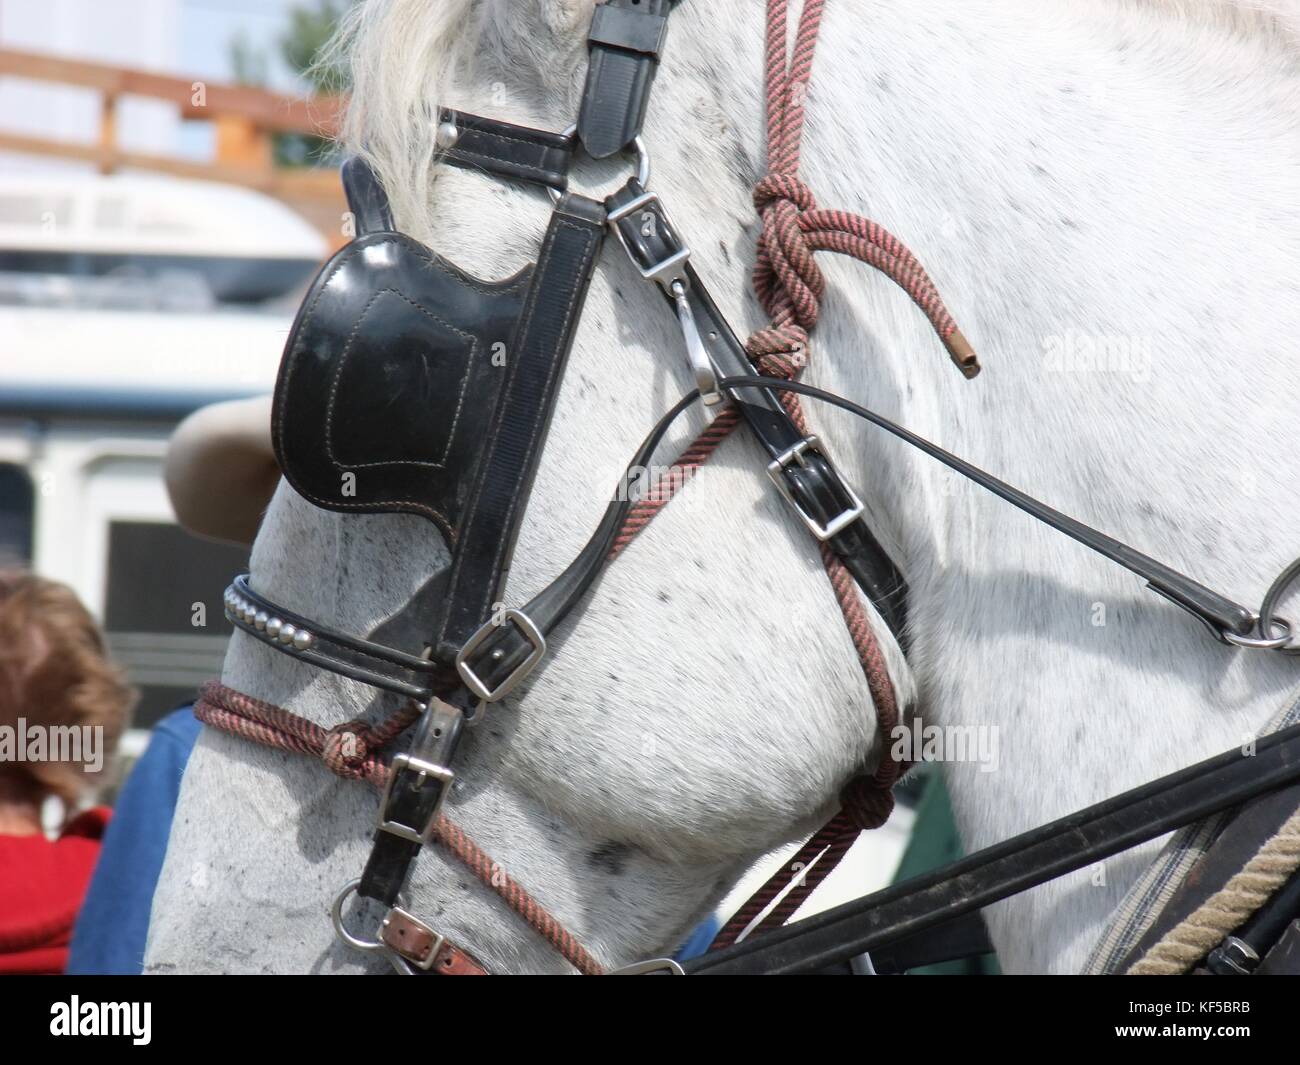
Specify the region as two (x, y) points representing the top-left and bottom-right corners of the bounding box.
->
(676, 914), (720, 960)
(66, 706), (201, 975)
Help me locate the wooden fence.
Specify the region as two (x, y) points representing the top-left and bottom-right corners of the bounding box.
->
(0, 47), (347, 238)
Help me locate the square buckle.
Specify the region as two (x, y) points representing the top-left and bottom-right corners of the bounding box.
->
(766, 434), (865, 541)
(376, 753), (454, 844)
(455, 608), (547, 703)
(607, 190), (692, 289)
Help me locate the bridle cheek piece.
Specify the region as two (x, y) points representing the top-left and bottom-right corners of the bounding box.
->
(198, 0), (1300, 976)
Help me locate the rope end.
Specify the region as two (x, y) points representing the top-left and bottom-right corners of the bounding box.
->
(945, 330), (981, 379)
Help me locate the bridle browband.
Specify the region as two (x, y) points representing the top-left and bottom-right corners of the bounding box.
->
(200, 0), (1300, 975)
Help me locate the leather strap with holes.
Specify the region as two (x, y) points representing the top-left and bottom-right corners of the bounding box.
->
(382, 909), (489, 976)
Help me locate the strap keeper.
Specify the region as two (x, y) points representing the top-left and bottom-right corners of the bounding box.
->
(588, 6), (669, 58)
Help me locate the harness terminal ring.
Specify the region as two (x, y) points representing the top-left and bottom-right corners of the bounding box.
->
(1224, 615), (1295, 651)
(549, 125), (651, 205)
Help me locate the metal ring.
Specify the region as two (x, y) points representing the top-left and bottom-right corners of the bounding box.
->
(549, 126), (651, 205)
(1257, 555), (1300, 645)
(1223, 615), (1294, 650)
(330, 879), (409, 953)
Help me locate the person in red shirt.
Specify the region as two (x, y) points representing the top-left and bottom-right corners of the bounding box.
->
(0, 570), (132, 974)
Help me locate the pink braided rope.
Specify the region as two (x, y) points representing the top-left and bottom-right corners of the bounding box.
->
(711, 0), (964, 951)
(748, 0), (979, 378)
(194, 681), (605, 976)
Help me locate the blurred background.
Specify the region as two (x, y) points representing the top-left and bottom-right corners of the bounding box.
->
(0, 0), (347, 768)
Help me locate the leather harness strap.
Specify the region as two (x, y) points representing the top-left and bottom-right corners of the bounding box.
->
(436, 108), (575, 191)
(577, 0), (677, 159)
(381, 908), (488, 976)
(431, 192), (607, 668)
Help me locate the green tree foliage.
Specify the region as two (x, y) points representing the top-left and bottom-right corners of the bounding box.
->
(224, 0), (348, 168)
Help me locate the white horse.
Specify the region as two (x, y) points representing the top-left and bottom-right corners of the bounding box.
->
(145, 0), (1300, 974)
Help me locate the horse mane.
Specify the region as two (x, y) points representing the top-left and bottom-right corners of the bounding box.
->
(315, 0), (591, 236)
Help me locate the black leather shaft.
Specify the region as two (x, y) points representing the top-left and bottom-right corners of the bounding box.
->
(437, 108), (574, 190)
(577, 0), (676, 158)
(360, 700), (465, 906)
(686, 720), (1300, 974)
(433, 193), (608, 664)
(605, 179), (909, 637)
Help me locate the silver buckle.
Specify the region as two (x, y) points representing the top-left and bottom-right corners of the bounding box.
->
(607, 189), (692, 290)
(381, 906), (446, 972)
(455, 608), (546, 703)
(766, 434), (865, 541)
(376, 753), (454, 844)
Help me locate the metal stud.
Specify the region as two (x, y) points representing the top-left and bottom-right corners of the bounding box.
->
(292, 629), (314, 651)
(435, 120), (459, 148)
(279, 623), (296, 645)
(255, 610), (269, 630)
(266, 617), (282, 638)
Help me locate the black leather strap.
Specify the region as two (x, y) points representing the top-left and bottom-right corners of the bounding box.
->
(434, 193), (608, 664)
(577, 0), (676, 159)
(225, 576), (449, 700)
(449, 390), (700, 702)
(437, 108), (574, 191)
(733, 377), (1257, 641)
(685, 720), (1300, 974)
(360, 699), (465, 906)
(340, 157), (394, 236)
(605, 179), (909, 637)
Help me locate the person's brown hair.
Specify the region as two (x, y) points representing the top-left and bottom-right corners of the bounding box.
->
(0, 570), (134, 804)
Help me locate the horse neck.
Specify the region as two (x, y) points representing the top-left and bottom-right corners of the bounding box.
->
(790, 2), (1300, 972)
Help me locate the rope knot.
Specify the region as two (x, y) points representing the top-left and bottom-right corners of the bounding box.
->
(752, 171), (817, 215)
(322, 720), (372, 778)
(745, 323), (809, 379)
(750, 171), (825, 341)
(840, 775), (895, 831)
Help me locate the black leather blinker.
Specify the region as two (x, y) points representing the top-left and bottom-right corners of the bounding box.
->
(272, 217), (534, 545)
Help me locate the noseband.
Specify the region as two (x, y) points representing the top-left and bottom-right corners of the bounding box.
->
(200, 0), (1300, 975)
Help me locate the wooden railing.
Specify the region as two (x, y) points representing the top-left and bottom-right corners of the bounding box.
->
(0, 47), (348, 238)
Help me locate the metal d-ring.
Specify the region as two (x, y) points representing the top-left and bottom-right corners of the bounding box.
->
(330, 879), (409, 954)
(1224, 615), (1294, 651)
(1253, 555), (1300, 653)
(549, 124), (651, 205)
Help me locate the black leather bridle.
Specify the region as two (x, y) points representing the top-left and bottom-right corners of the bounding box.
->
(216, 0), (1300, 974)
